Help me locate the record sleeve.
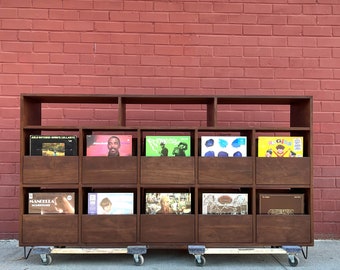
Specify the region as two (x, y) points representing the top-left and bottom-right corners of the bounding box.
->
(257, 136), (303, 157)
(28, 192), (75, 214)
(145, 136), (191, 157)
(202, 193), (248, 215)
(29, 135), (77, 156)
(201, 136), (247, 157)
(88, 193), (134, 215)
(145, 193), (191, 214)
(86, 135), (132, 156)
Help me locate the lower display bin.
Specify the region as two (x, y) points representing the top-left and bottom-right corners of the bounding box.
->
(140, 214), (195, 243)
(198, 215), (253, 243)
(82, 215), (137, 244)
(256, 215), (311, 244)
(22, 215), (78, 245)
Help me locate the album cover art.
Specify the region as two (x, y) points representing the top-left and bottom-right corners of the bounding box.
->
(86, 135), (132, 156)
(202, 193), (248, 215)
(258, 137), (303, 157)
(88, 193), (134, 215)
(30, 135), (77, 156)
(145, 136), (191, 157)
(145, 193), (191, 214)
(201, 136), (247, 157)
(28, 192), (75, 214)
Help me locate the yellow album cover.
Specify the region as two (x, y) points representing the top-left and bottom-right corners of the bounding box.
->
(258, 137), (303, 157)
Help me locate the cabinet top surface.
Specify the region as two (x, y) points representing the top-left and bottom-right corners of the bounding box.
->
(21, 94), (312, 105)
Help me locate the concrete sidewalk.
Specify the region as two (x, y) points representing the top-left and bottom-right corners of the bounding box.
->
(1, 240), (339, 269)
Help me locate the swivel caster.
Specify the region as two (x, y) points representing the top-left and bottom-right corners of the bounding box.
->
(40, 254), (52, 265)
(288, 255), (299, 267)
(133, 254), (144, 266)
(195, 255), (206, 267)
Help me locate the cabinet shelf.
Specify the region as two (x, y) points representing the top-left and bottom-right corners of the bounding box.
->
(20, 94), (313, 249)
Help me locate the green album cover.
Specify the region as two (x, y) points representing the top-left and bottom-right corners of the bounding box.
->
(145, 136), (191, 157)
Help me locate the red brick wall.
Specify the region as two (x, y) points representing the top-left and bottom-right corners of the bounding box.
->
(1, 0), (340, 239)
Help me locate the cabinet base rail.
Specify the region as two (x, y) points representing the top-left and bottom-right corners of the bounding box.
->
(188, 245), (307, 267)
(24, 245), (147, 266)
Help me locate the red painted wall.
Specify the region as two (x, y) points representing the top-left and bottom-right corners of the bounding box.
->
(1, 0), (340, 239)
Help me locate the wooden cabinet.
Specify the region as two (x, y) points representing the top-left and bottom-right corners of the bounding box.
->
(19, 94), (313, 248)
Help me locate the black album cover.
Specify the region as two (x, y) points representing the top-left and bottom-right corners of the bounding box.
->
(29, 135), (77, 156)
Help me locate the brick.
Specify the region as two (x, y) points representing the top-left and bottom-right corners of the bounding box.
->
(184, 24), (213, 34)
(185, 67), (214, 77)
(124, 1), (153, 11)
(230, 57), (259, 67)
(155, 66), (184, 77)
(228, 14), (257, 24)
(0, 53), (18, 63)
(50, 53), (80, 64)
(1, 42), (33, 52)
(155, 45), (183, 56)
(80, 10), (109, 21)
(199, 13), (229, 24)
(64, 21), (94, 31)
(290, 58), (319, 68)
(95, 65), (125, 76)
(95, 22), (125, 32)
(3, 63), (33, 74)
(141, 56), (170, 66)
(34, 43), (63, 53)
(304, 69), (333, 79)
(19, 74), (49, 85)
(32, 20), (63, 30)
(33, 0), (62, 8)
(244, 68), (274, 78)
(0, 186), (16, 197)
(65, 64), (95, 75)
(51, 32), (81, 43)
(18, 8), (48, 19)
(314, 178), (336, 188)
(303, 48), (331, 58)
(288, 15), (316, 25)
(231, 79), (260, 89)
(171, 78), (200, 88)
(18, 53), (49, 63)
(303, 5), (332, 14)
(318, 37), (340, 47)
(125, 66), (155, 76)
(273, 25), (302, 36)
(125, 44), (154, 55)
(303, 26), (332, 36)
(49, 75), (80, 86)
(288, 37), (317, 47)
(184, 2), (213, 12)
(0, 30), (18, 41)
(170, 12), (198, 23)
(200, 57), (230, 67)
(0, 8), (17, 19)
(0, 74), (18, 85)
(155, 23), (183, 33)
(230, 36), (258, 46)
(273, 4), (302, 14)
(80, 76), (111, 86)
(291, 79), (319, 90)
(274, 47), (302, 57)
(170, 56), (199, 66)
(141, 12), (169, 22)
(259, 36), (287, 46)
(18, 31), (49, 42)
(213, 24), (242, 35)
(258, 15), (287, 25)
(275, 68), (303, 78)
(183, 46), (212, 56)
(1, 0), (31, 8)
(261, 79), (290, 89)
(50, 9), (80, 20)
(141, 77), (171, 88)
(110, 76), (141, 87)
(109, 11), (139, 22)
(244, 4), (272, 14)
(201, 78), (230, 89)
(111, 33), (140, 44)
(94, 0), (123, 10)
(64, 43), (94, 54)
(2, 19), (32, 30)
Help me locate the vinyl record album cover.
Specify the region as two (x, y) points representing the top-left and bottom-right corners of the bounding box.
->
(145, 136), (191, 157)
(145, 193), (191, 214)
(257, 136), (303, 157)
(88, 193), (134, 215)
(28, 192), (75, 214)
(201, 136), (247, 157)
(86, 135), (132, 156)
(202, 193), (248, 215)
(30, 135), (77, 156)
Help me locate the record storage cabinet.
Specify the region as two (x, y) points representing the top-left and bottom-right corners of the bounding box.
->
(19, 94), (313, 255)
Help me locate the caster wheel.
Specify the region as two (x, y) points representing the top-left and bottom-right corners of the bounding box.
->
(288, 255), (299, 267)
(41, 254), (52, 265)
(195, 255), (206, 267)
(134, 254), (144, 266)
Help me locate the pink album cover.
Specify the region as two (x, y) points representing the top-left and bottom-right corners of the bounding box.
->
(86, 135), (133, 157)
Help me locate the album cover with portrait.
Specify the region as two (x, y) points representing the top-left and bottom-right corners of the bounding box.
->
(86, 135), (132, 156)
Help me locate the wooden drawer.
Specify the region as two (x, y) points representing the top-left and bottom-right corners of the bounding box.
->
(199, 215), (253, 243)
(82, 215), (137, 244)
(23, 156), (78, 184)
(22, 215), (78, 245)
(82, 156), (137, 184)
(141, 157), (195, 185)
(141, 215), (195, 243)
(256, 158), (310, 185)
(256, 215), (311, 244)
(198, 157), (253, 185)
